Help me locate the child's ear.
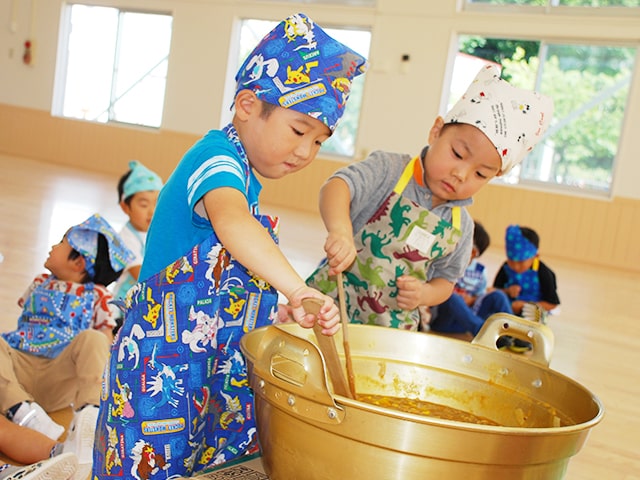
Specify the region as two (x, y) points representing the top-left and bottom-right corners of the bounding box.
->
(119, 199), (131, 215)
(71, 255), (86, 273)
(428, 116), (445, 143)
(234, 89), (259, 121)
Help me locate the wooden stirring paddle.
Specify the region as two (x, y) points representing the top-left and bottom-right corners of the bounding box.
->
(336, 272), (356, 398)
(302, 298), (354, 398)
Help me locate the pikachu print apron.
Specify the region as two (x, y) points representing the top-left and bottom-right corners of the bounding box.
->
(308, 157), (462, 330)
(92, 217), (280, 478)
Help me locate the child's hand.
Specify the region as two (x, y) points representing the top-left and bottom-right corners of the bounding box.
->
(505, 284), (521, 299)
(323, 231), (357, 276)
(287, 286), (341, 335)
(395, 275), (423, 311)
(275, 303), (295, 324)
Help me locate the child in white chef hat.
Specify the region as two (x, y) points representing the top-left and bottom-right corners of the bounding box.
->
(308, 64), (554, 331)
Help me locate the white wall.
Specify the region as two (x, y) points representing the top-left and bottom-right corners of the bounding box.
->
(1, 0), (639, 198)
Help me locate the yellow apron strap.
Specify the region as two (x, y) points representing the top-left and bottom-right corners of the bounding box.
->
(393, 157), (419, 195)
(451, 206), (461, 230)
(392, 157), (461, 232)
(532, 257), (540, 271)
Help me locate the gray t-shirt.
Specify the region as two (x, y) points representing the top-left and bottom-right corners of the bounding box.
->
(330, 149), (474, 283)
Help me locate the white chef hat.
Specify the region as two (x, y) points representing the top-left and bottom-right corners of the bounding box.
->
(444, 65), (554, 174)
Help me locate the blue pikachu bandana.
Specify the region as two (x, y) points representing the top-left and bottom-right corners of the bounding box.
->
(505, 225), (538, 261)
(122, 160), (163, 201)
(67, 213), (135, 279)
(235, 13), (368, 132)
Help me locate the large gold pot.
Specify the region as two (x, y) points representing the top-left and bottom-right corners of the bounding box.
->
(239, 314), (603, 479)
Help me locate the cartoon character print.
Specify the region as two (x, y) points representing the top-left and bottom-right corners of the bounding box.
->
(130, 440), (171, 480)
(217, 349), (249, 389)
(111, 374), (135, 420)
(205, 245), (231, 294)
(282, 13), (316, 50)
(146, 361), (188, 413)
(165, 256), (194, 285)
(117, 322), (145, 369)
(104, 425), (123, 475)
(182, 306), (224, 354)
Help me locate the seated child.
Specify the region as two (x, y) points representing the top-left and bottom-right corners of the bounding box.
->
(112, 160), (163, 333)
(91, 13), (366, 478)
(493, 224), (560, 351)
(307, 64), (554, 330)
(494, 224), (560, 316)
(0, 414), (78, 479)
(428, 221), (513, 337)
(0, 213), (133, 478)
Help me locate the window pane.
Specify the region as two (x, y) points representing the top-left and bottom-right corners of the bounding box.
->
(467, 0), (639, 5)
(62, 5), (118, 121)
(453, 35), (636, 193)
(56, 5), (172, 128)
(111, 12), (172, 128)
(236, 19), (370, 158)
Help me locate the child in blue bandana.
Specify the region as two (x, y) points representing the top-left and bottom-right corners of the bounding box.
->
(113, 160), (163, 303)
(112, 160), (164, 334)
(493, 225), (560, 352)
(494, 225), (560, 316)
(92, 13), (367, 478)
(0, 213), (133, 479)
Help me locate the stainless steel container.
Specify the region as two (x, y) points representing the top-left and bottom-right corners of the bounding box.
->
(240, 314), (603, 479)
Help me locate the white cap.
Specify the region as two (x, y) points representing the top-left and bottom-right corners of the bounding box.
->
(444, 65), (554, 173)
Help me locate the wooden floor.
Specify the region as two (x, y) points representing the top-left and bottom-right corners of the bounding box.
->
(0, 153), (639, 479)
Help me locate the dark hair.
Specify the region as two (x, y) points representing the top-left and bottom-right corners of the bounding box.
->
(473, 221), (490, 256)
(68, 234), (123, 286)
(117, 170), (133, 205)
(259, 100), (277, 119)
(519, 226), (540, 249)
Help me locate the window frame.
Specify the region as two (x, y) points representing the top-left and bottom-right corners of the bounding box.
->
(446, 33), (637, 198)
(52, 3), (173, 129)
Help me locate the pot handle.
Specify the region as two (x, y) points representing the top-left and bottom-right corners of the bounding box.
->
(471, 313), (554, 367)
(250, 325), (344, 416)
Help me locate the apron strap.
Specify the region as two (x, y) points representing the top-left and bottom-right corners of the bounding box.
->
(451, 206), (460, 230)
(392, 157), (462, 232)
(393, 157), (419, 195)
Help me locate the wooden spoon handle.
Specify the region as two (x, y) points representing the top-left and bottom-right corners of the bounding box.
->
(336, 272), (356, 398)
(302, 298), (354, 398)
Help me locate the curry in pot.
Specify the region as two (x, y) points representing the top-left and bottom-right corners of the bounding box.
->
(357, 393), (499, 426)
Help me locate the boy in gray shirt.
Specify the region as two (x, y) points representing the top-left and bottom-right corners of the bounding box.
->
(308, 65), (554, 330)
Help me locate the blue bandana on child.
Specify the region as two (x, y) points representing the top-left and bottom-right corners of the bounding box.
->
(235, 12), (368, 132)
(505, 225), (538, 261)
(122, 160), (163, 201)
(67, 214), (134, 279)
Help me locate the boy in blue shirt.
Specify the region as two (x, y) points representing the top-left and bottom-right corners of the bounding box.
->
(92, 13), (367, 478)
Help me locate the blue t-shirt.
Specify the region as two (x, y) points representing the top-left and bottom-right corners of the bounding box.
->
(140, 129), (261, 279)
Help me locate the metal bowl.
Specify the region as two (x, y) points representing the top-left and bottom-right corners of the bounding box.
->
(240, 314), (603, 479)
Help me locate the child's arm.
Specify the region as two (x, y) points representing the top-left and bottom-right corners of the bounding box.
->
(396, 276), (455, 310)
(204, 187), (340, 335)
(318, 177), (357, 276)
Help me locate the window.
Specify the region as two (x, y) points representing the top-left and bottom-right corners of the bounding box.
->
(465, 0), (640, 8)
(449, 37), (636, 194)
(53, 4), (172, 128)
(228, 18), (371, 158)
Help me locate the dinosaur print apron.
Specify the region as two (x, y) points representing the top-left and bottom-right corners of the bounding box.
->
(92, 217), (280, 479)
(308, 157), (462, 330)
